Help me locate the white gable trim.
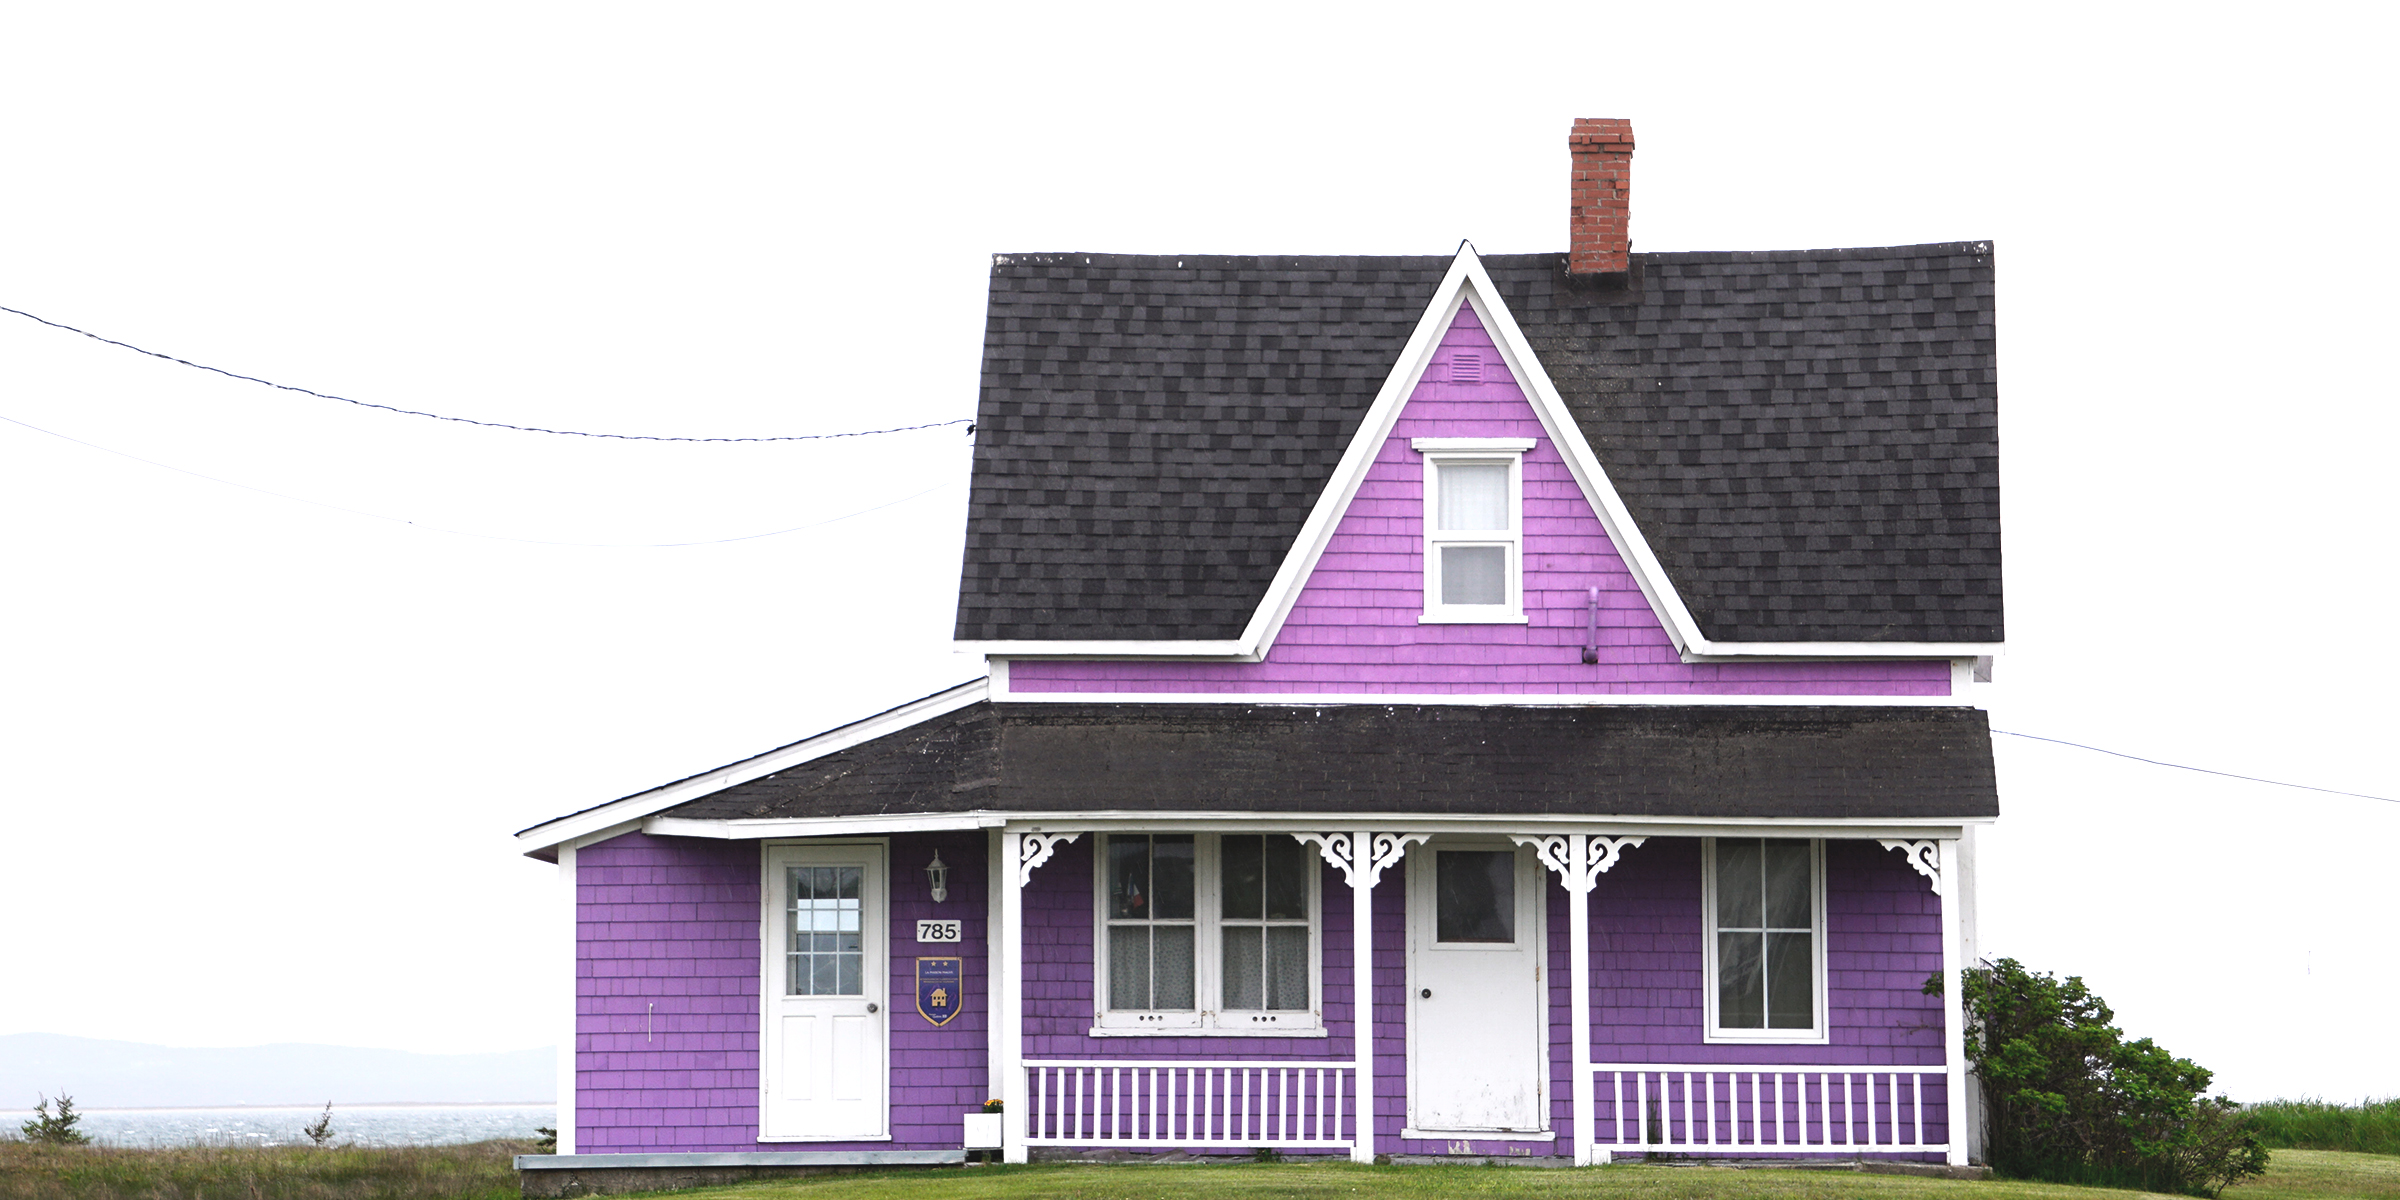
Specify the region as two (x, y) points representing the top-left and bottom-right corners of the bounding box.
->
(513, 679), (990, 856)
(960, 247), (1999, 663)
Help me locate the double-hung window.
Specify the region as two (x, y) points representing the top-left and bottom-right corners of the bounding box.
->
(1703, 837), (1828, 1042)
(1095, 833), (1321, 1034)
(1413, 438), (1534, 623)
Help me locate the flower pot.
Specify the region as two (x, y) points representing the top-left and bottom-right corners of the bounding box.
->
(963, 1112), (1004, 1150)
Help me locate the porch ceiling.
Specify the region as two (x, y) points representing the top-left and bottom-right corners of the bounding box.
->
(657, 702), (1997, 824)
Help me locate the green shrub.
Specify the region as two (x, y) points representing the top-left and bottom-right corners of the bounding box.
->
(17, 1096), (89, 1147)
(1937, 958), (2268, 1197)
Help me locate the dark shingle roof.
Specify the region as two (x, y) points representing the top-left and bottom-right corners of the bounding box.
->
(662, 702), (1998, 822)
(957, 246), (2000, 645)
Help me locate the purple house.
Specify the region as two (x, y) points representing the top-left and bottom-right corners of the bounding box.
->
(515, 119), (2001, 1191)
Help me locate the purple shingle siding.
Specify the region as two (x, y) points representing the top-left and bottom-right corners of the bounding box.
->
(572, 832), (1948, 1157)
(1009, 308), (1952, 698)
(575, 830), (991, 1152)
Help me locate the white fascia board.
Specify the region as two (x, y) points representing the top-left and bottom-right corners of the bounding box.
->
(646, 813), (1008, 840)
(997, 811), (1987, 840)
(513, 679), (990, 856)
(954, 640), (1255, 661)
(1680, 642), (2007, 663)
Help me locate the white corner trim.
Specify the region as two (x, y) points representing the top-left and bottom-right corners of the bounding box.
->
(515, 679), (990, 855)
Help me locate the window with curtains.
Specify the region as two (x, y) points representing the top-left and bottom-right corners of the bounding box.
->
(1094, 833), (1321, 1033)
(1414, 439), (1532, 623)
(1703, 837), (1828, 1042)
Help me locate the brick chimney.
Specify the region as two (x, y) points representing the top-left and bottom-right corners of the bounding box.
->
(1567, 118), (1635, 280)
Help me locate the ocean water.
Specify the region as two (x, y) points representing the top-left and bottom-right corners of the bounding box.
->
(1, 1103), (554, 1148)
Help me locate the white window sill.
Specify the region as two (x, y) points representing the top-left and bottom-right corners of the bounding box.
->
(1088, 1023), (1327, 1038)
(1702, 1030), (1831, 1046)
(1419, 612), (1529, 625)
(1398, 1127), (1554, 1142)
(756, 1133), (893, 1143)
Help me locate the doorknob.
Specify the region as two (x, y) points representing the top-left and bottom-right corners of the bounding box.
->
(867, 1002), (879, 1013)
(1420, 988), (1432, 999)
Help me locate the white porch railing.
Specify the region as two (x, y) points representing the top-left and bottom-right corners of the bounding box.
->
(1592, 1064), (1951, 1157)
(1023, 1060), (1356, 1149)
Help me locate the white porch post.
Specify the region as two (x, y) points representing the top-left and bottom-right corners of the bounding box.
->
(1939, 837), (1968, 1167)
(1351, 829), (1375, 1164)
(1566, 834), (1594, 1168)
(999, 831), (1026, 1164)
(1512, 833), (1642, 1166)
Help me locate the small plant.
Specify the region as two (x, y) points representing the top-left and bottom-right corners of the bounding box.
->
(980, 1098), (1003, 1114)
(533, 1126), (558, 1153)
(303, 1102), (335, 1147)
(20, 1093), (92, 1145)
(1252, 1145), (1281, 1163)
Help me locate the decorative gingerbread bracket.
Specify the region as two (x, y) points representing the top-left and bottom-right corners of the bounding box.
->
(1511, 833), (1648, 894)
(1877, 839), (1944, 896)
(1294, 831), (1427, 889)
(1015, 832), (1082, 886)
(1291, 832), (1356, 887)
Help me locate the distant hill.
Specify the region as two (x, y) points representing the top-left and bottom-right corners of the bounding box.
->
(0, 1034), (553, 1109)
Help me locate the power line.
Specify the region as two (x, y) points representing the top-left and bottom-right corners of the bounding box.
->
(0, 410), (956, 548)
(1, 303), (974, 442)
(1992, 729), (2393, 804)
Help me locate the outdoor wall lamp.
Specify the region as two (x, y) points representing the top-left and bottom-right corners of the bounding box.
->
(925, 850), (949, 903)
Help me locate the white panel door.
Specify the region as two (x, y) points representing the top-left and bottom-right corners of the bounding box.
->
(761, 843), (887, 1140)
(1407, 840), (1547, 1133)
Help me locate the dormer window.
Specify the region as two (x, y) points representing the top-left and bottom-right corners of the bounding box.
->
(1413, 437), (1535, 624)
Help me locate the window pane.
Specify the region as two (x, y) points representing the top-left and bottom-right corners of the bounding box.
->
(1222, 926), (1263, 1010)
(1267, 926), (1309, 1010)
(1763, 841), (1811, 929)
(812, 954), (839, 997)
(1435, 850), (1516, 942)
(1109, 926), (1152, 1009)
(1718, 931), (1764, 1028)
(1153, 925), (1196, 1009)
(1264, 837), (1308, 920)
(836, 866), (860, 901)
(1222, 836), (1264, 920)
(1716, 840), (1763, 930)
(1440, 545), (1506, 605)
(1109, 837), (1151, 919)
(787, 954), (805, 996)
(1154, 836), (1195, 920)
(1438, 463), (1509, 530)
(1767, 931), (1813, 1028)
(837, 953), (863, 996)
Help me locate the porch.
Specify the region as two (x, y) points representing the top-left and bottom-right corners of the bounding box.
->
(990, 825), (1973, 1166)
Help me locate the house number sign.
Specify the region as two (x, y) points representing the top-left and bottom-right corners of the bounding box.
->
(915, 919), (962, 943)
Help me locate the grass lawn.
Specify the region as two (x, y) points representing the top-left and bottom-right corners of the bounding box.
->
(0, 1137), (532, 1200)
(651, 1149), (2400, 1200)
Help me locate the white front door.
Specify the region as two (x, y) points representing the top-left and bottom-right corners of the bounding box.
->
(761, 843), (887, 1140)
(1407, 840), (1547, 1134)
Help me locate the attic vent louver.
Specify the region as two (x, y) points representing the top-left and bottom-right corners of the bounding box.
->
(1451, 352), (1482, 383)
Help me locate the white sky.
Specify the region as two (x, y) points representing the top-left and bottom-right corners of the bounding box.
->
(2, 3), (2392, 1103)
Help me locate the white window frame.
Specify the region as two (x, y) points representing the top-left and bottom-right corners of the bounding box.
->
(1700, 837), (1830, 1045)
(1413, 437), (1535, 625)
(1090, 833), (1325, 1037)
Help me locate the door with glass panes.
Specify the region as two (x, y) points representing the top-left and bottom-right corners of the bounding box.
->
(760, 843), (886, 1140)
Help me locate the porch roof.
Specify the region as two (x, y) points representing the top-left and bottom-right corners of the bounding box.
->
(659, 701), (1997, 824)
